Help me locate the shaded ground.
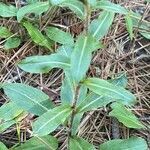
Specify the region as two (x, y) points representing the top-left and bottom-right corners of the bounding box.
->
(0, 0), (150, 149)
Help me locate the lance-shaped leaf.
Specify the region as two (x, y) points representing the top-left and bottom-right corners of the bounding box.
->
(23, 21), (52, 50)
(0, 26), (12, 38)
(83, 78), (136, 105)
(0, 112), (28, 133)
(0, 2), (17, 17)
(95, 0), (128, 14)
(109, 102), (145, 129)
(13, 135), (58, 150)
(61, 72), (87, 105)
(71, 34), (99, 83)
(0, 112), (27, 133)
(72, 112), (83, 135)
(61, 73), (75, 104)
(45, 26), (74, 45)
(69, 136), (96, 150)
(78, 74), (127, 113)
(108, 73), (127, 88)
(50, 0), (85, 19)
(33, 105), (72, 136)
(77, 93), (113, 113)
(99, 137), (148, 150)
(89, 11), (114, 40)
(0, 120), (15, 133)
(77, 85), (87, 104)
(0, 102), (23, 121)
(132, 15), (150, 39)
(2, 83), (52, 116)
(77, 74), (128, 113)
(18, 53), (70, 73)
(125, 13), (134, 40)
(4, 37), (21, 50)
(17, 2), (50, 22)
(60, 0), (85, 20)
(0, 142), (8, 150)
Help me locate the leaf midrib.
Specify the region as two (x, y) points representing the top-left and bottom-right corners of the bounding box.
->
(86, 82), (132, 101)
(21, 61), (71, 67)
(5, 88), (49, 111)
(35, 108), (69, 133)
(111, 111), (143, 128)
(79, 96), (103, 112)
(93, 12), (109, 37)
(76, 36), (88, 76)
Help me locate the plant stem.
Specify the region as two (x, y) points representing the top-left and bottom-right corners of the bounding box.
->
(67, 1), (91, 148)
(84, 0), (91, 34)
(67, 85), (80, 147)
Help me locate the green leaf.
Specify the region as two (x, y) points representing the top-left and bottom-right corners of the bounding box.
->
(4, 37), (21, 50)
(2, 83), (51, 116)
(17, 2), (50, 22)
(13, 135), (58, 150)
(99, 137), (148, 150)
(0, 102), (23, 121)
(125, 13), (134, 40)
(61, 73), (87, 105)
(0, 120), (15, 133)
(83, 78), (136, 105)
(60, 0), (85, 19)
(57, 45), (73, 57)
(33, 105), (72, 136)
(77, 85), (87, 104)
(140, 29), (150, 39)
(18, 53), (70, 73)
(61, 73), (75, 104)
(0, 141), (8, 150)
(89, 11), (114, 40)
(45, 26), (74, 45)
(50, 0), (85, 19)
(71, 34), (99, 83)
(88, 0), (97, 7)
(69, 136), (96, 150)
(77, 74), (128, 113)
(0, 26), (12, 38)
(23, 21), (52, 50)
(72, 113), (83, 135)
(0, 2), (17, 17)
(50, 0), (66, 5)
(132, 16), (150, 39)
(109, 102), (145, 129)
(109, 73), (128, 88)
(0, 112), (27, 133)
(77, 93), (113, 113)
(95, 0), (128, 14)
(26, 0), (39, 4)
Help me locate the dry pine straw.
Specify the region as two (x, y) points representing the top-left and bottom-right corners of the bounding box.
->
(0, 0), (150, 149)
